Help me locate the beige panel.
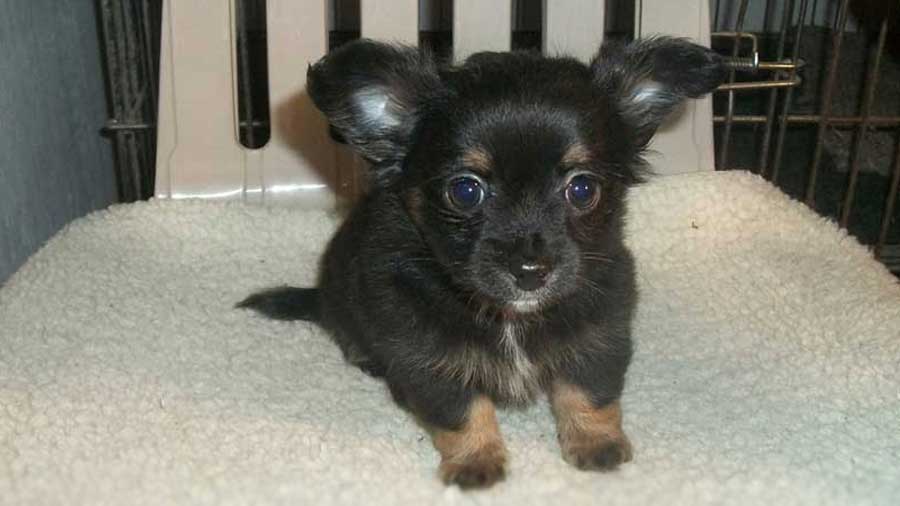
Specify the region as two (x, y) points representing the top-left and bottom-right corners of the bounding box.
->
(637, 0), (715, 174)
(155, 0), (244, 199)
(542, 0), (605, 62)
(262, 0), (334, 208)
(361, 0), (419, 44)
(453, 0), (512, 61)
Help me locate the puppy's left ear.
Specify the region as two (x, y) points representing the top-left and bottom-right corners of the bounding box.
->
(591, 37), (727, 147)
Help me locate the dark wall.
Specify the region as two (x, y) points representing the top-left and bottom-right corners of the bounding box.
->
(0, 0), (117, 284)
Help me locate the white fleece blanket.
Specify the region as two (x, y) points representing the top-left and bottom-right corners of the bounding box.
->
(1, 171), (898, 505)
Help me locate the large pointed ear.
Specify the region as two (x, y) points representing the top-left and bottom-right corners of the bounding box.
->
(591, 37), (726, 147)
(306, 39), (445, 168)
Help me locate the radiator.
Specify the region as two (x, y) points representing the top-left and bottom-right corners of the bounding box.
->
(153, 0), (715, 208)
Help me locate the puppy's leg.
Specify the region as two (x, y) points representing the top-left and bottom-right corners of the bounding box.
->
(388, 361), (507, 488)
(549, 380), (632, 471)
(430, 394), (507, 488)
(395, 374), (506, 488)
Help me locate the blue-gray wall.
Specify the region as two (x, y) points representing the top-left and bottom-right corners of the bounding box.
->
(0, 0), (117, 284)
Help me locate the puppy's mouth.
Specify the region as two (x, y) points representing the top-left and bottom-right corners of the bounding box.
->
(467, 261), (571, 318)
(503, 271), (560, 314)
(508, 297), (543, 313)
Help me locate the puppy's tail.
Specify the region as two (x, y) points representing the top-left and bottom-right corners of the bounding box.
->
(236, 286), (321, 322)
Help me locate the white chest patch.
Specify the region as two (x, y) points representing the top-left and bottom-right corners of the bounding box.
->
(509, 299), (541, 313)
(500, 323), (540, 402)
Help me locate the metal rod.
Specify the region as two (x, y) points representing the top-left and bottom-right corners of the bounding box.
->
(810, 0), (820, 32)
(876, 134), (900, 258)
(121, 0), (145, 199)
(805, 0), (851, 207)
(717, 77), (802, 91)
(717, 0), (751, 170)
(755, 60), (804, 71)
(771, 0), (810, 183)
(97, 0), (161, 201)
(126, 131), (141, 201)
(140, 0), (158, 112)
(103, 121), (154, 131)
(139, 0), (159, 199)
(713, 0), (722, 31)
(714, 114), (900, 126)
(722, 57), (804, 72)
(101, 0), (132, 201)
(839, 15), (889, 228)
(762, 0), (775, 38)
(758, 0), (794, 175)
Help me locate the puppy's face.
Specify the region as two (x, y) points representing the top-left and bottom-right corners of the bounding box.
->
(402, 61), (629, 312)
(308, 39), (725, 312)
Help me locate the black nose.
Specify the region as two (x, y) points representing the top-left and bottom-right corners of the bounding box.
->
(506, 233), (552, 291)
(509, 261), (550, 291)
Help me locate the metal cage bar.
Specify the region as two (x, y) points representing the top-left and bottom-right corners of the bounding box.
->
(839, 12), (889, 228)
(756, 0), (794, 174)
(716, 0), (751, 170)
(769, 0), (809, 183)
(877, 139), (900, 259)
(804, 0), (850, 207)
(710, 0), (900, 269)
(97, 0), (162, 202)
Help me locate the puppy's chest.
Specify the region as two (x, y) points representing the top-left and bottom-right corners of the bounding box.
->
(437, 321), (551, 405)
(496, 322), (542, 402)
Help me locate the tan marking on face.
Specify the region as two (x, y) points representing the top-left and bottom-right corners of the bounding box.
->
(461, 147), (493, 175)
(431, 395), (507, 488)
(403, 188), (426, 226)
(549, 381), (632, 470)
(561, 142), (592, 166)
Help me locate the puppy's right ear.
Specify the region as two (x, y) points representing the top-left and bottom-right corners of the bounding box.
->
(307, 39), (445, 170)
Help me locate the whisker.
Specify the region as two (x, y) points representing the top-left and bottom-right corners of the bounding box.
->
(580, 252), (614, 264)
(576, 274), (607, 298)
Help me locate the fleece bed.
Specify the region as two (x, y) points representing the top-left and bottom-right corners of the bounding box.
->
(1, 170), (898, 505)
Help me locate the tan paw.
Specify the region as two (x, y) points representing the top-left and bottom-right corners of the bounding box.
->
(431, 396), (508, 489)
(549, 384), (633, 472)
(561, 435), (633, 471)
(439, 448), (507, 489)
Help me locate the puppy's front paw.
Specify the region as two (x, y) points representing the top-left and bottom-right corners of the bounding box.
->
(439, 445), (507, 489)
(431, 395), (508, 489)
(560, 434), (633, 471)
(550, 384), (633, 472)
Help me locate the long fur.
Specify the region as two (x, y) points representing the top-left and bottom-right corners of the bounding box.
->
(239, 36), (725, 486)
(236, 286), (320, 321)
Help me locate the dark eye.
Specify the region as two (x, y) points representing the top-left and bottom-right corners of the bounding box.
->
(565, 174), (600, 209)
(447, 176), (485, 210)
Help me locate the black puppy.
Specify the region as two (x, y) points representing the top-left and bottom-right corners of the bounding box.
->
(239, 37), (724, 488)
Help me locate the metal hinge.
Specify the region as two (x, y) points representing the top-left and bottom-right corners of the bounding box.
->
(714, 32), (805, 91)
